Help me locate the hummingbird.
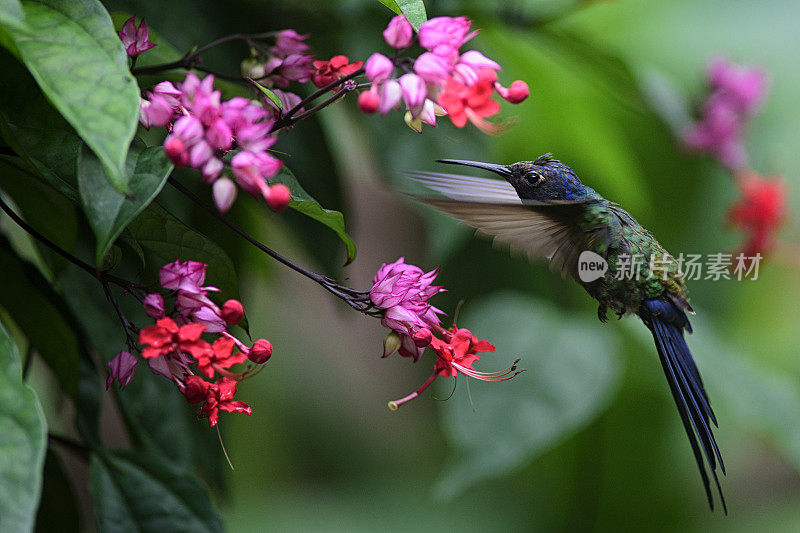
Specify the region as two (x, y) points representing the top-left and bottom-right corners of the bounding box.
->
(409, 153), (726, 512)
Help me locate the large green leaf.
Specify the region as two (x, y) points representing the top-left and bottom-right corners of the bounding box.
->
(2, 0), (139, 193)
(0, 51), (82, 201)
(0, 0), (27, 32)
(0, 319), (47, 533)
(396, 0), (427, 31)
(89, 450), (223, 533)
(434, 292), (622, 498)
(0, 236), (80, 398)
(375, 0), (427, 31)
(272, 167), (357, 265)
(78, 144), (173, 266)
(127, 202), (242, 303)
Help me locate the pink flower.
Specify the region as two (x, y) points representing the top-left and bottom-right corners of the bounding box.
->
(417, 16), (477, 52)
(139, 94), (174, 129)
(231, 151), (283, 196)
(272, 29), (310, 57)
(212, 177), (238, 213)
(143, 293), (166, 319)
(708, 58), (767, 114)
(378, 80), (402, 115)
(152, 81), (182, 106)
(264, 89), (303, 119)
(279, 54), (315, 83)
(106, 351), (138, 389)
(383, 14), (414, 49)
(414, 52), (453, 83)
(159, 259), (210, 293)
(365, 53), (394, 83)
(399, 73), (427, 116)
(205, 118), (233, 150)
(117, 16), (156, 57)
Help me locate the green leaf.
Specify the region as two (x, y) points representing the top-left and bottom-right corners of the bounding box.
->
(127, 202), (242, 303)
(3, 0), (139, 193)
(434, 292), (622, 499)
(0, 319), (47, 533)
(396, 0), (427, 31)
(89, 450), (223, 533)
(272, 167), (357, 265)
(376, 0), (400, 15)
(251, 80), (282, 110)
(0, 236), (80, 398)
(0, 52), (82, 201)
(78, 144), (173, 266)
(0, 0), (28, 32)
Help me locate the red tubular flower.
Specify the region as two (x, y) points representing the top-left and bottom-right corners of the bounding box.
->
(138, 317), (212, 360)
(727, 172), (787, 256)
(194, 336), (248, 378)
(438, 69), (501, 133)
(388, 325), (522, 410)
(311, 55), (364, 88)
(183, 375), (252, 427)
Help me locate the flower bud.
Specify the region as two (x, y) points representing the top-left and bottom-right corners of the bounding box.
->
(495, 80), (530, 104)
(365, 53), (394, 83)
(458, 50), (501, 71)
(249, 338), (273, 364)
(404, 111), (423, 133)
(411, 327), (432, 347)
(143, 293), (166, 319)
(265, 183), (291, 211)
(221, 299), (244, 325)
(378, 80), (402, 115)
(382, 14), (414, 49)
(212, 176), (238, 213)
(241, 57), (266, 79)
(382, 331), (402, 358)
(399, 73), (427, 113)
(358, 88), (380, 114)
(206, 118), (233, 150)
(163, 136), (188, 166)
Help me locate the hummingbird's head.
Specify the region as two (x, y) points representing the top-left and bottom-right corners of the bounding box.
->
(436, 153), (592, 201)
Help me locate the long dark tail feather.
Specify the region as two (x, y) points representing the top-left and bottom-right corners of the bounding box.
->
(639, 299), (727, 514)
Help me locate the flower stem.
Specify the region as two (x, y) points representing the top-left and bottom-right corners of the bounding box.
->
(167, 177), (378, 314)
(388, 372), (437, 410)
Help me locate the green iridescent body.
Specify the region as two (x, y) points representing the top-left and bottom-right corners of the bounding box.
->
(574, 198), (690, 322)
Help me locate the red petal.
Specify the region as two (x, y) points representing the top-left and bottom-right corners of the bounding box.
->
(219, 400), (252, 415)
(178, 322), (206, 342)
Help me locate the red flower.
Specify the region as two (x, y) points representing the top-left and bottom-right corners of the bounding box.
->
(430, 327), (496, 378)
(138, 317), (212, 360)
(388, 325), (521, 410)
(438, 69), (501, 133)
(184, 375), (252, 427)
(312, 55), (363, 88)
(194, 336), (248, 378)
(727, 172), (787, 255)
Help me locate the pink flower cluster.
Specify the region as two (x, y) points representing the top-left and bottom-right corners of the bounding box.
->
(107, 259), (274, 427)
(358, 15), (529, 132)
(370, 257), (444, 361)
(682, 58), (767, 170)
(370, 258), (522, 410)
(139, 73), (291, 213)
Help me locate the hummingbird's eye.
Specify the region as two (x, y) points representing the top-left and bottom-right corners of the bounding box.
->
(527, 172), (544, 186)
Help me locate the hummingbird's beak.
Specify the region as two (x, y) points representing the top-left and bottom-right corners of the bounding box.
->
(436, 159), (512, 178)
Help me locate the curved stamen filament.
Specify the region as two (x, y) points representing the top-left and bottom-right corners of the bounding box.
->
(388, 372), (436, 411)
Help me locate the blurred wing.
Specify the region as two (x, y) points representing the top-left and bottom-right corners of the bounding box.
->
(420, 198), (600, 279)
(406, 171), (523, 203)
(408, 171), (609, 278)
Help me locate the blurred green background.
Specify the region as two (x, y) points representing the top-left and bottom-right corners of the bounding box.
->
(43, 0), (800, 530)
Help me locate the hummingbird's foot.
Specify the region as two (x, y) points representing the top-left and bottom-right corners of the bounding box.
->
(597, 304), (609, 324)
(616, 311), (625, 320)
